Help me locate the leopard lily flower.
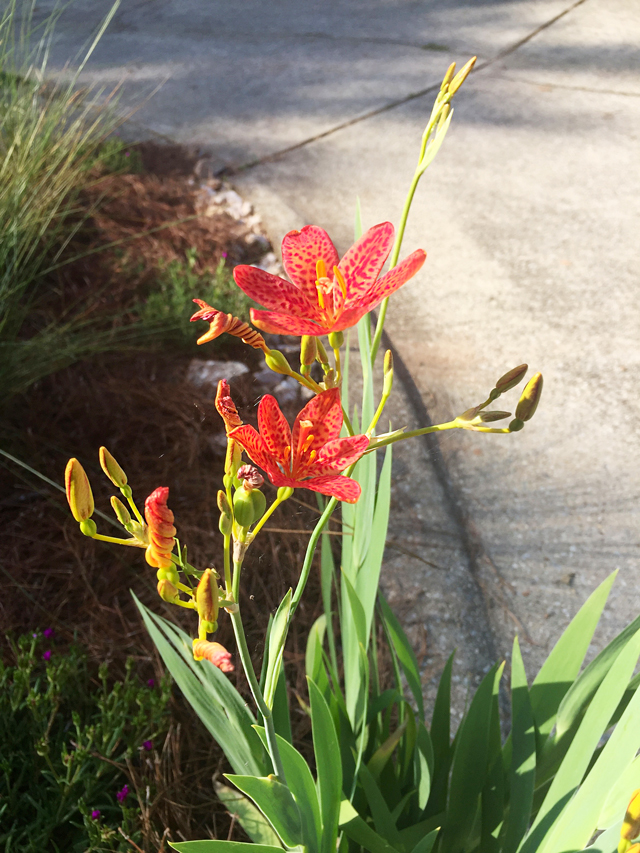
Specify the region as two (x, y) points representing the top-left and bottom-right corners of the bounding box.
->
(233, 221), (426, 336)
(229, 388), (369, 503)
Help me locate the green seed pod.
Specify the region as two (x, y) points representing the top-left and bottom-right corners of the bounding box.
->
(508, 418), (525, 432)
(249, 489), (267, 523)
(327, 331), (344, 349)
(233, 485), (256, 528)
(157, 567), (179, 585)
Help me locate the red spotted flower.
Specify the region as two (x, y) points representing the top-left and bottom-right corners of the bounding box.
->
(233, 222), (426, 336)
(229, 388), (369, 503)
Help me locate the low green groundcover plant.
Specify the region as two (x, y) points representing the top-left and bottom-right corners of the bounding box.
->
(0, 631), (170, 852)
(59, 57), (640, 853)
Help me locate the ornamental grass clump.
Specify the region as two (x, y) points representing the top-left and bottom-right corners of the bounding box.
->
(60, 58), (640, 853)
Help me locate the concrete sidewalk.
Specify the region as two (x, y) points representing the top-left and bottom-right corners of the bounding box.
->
(41, 0), (640, 698)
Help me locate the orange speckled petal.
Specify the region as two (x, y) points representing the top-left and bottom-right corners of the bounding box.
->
(312, 434), (370, 475)
(228, 424), (276, 475)
(281, 225), (339, 300)
(250, 308), (328, 336)
(339, 222), (394, 303)
(292, 387), (342, 455)
(361, 248), (426, 307)
(233, 265), (322, 319)
(257, 395), (292, 463)
(302, 474), (362, 503)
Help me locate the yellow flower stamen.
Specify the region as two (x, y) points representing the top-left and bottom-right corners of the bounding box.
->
(302, 434), (315, 453)
(316, 282), (325, 309)
(316, 258), (326, 279)
(308, 449), (317, 463)
(283, 445), (291, 463)
(333, 266), (347, 300)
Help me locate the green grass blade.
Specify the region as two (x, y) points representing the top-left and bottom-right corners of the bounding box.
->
(339, 799), (402, 853)
(409, 828), (439, 853)
(529, 571), (617, 742)
(308, 677), (342, 853)
(170, 843), (284, 853)
(358, 763), (404, 848)
(378, 593), (424, 720)
(501, 637), (536, 853)
(224, 775), (303, 849)
(214, 782), (283, 848)
(264, 589), (292, 708)
(272, 662), (293, 745)
(440, 663), (504, 853)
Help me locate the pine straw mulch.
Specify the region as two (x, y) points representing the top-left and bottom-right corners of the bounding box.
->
(0, 142), (336, 849)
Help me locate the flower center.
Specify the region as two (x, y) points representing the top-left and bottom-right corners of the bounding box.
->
(314, 259), (347, 318)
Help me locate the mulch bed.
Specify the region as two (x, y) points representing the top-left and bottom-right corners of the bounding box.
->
(0, 142), (329, 848)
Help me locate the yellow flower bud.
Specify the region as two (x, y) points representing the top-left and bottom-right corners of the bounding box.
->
(383, 349), (394, 396)
(515, 372), (543, 422)
(196, 569), (219, 627)
(441, 61), (456, 89)
(316, 338), (329, 367)
(64, 458), (94, 523)
(99, 446), (128, 488)
(495, 363), (528, 394)
(621, 789), (640, 845)
(448, 56), (476, 96)
(157, 578), (179, 604)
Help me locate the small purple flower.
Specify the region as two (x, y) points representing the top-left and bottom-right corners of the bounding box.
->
(42, 650), (52, 661)
(124, 151), (130, 157)
(43, 628), (54, 640)
(221, 251), (228, 259)
(116, 784), (129, 803)
(32, 632), (38, 639)
(147, 678), (155, 688)
(91, 809), (101, 820)
(142, 740), (153, 751)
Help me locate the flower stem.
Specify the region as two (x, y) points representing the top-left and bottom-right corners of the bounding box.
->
(367, 419), (512, 451)
(92, 533), (145, 547)
(223, 533), (232, 594)
(229, 606), (286, 781)
(250, 493), (287, 540)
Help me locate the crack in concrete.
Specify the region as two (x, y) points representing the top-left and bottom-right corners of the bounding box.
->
(484, 72), (640, 98)
(216, 0), (590, 178)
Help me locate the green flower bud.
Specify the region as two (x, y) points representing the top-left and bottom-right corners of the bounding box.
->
(300, 335), (318, 367)
(157, 578), (179, 604)
(196, 569), (219, 625)
(316, 338), (329, 367)
(383, 349), (394, 396)
(64, 458), (94, 522)
(264, 349), (292, 376)
(277, 486), (294, 502)
(327, 331), (344, 349)
(495, 363), (528, 394)
(110, 495), (132, 527)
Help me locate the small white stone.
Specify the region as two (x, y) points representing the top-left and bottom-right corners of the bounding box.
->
(186, 359), (249, 389)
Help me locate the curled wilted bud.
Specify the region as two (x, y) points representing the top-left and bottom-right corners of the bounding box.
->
(192, 639), (234, 672)
(478, 410), (511, 423)
(157, 578), (179, 604)
(233, 484), (267, 528)
(65, 458), (95, 523)
(264, 349), (292, 376)
(621, 790), (640, 848)
(110, 495), (132, 527)
(495, 364), (528, 395)
(99, 446), (127, 488)
(237, 464), (264, 491)
(196, 569), (219, 631)
(448, 56), (476, 96)
(515, 372), (543, 422)
(215, 379), (242, 433)
(190, 299), (268, 351)
(144, 487), (176, 570)
(300, 335), (317, 367)
(383, 350), (394, 396)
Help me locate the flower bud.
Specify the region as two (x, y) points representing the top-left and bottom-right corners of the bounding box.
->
(192, 639), (234, 672)
(196, 568), (219, 630)
(157, 578), (179, 604)
(383, 349), (394, 396)
(495, 364), (528, 394)
(441, 61), (456, 89)
(621, 790), (640, 844)
(110, 495), (132, 527)
(316, 338), (329, 367)
(79, 519), (97, 537)
(459, 406), (481, 422)
(515, 372), (543, 422)
(215, 379), (243, 433)
(264, 349), (292, 376)
(277, 486), (294, 502)
(478, 410), (511, 423)
(300, 335), (318, 367)
(448, 56), (476, 96)
(99, 446), (128, 488)
(327, 331), (344, 349)
(65, 458), (95, 523)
